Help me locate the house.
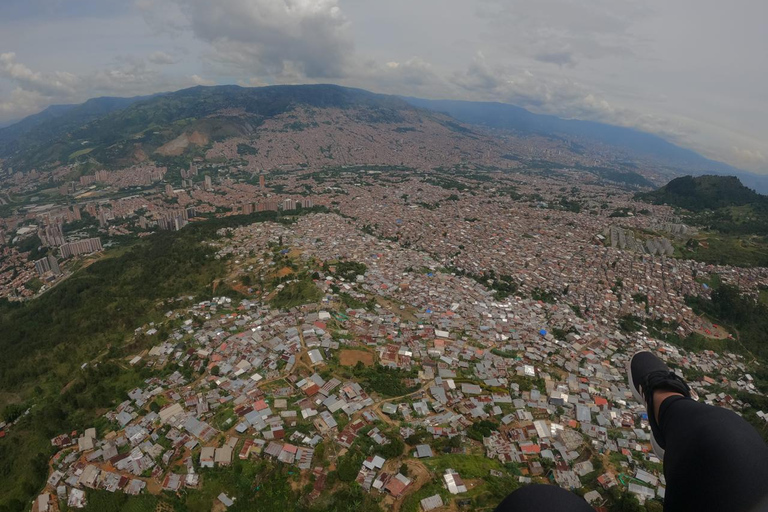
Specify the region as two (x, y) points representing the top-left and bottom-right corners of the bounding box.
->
(35, 493), (52, 512)
(218, 493), (235, 508)
(68, 489), (87, 509)
(381, 403), (398, 415)
(308, 349), (324, 365)
(443, 470), (468, 494)
(158, 403), (185, 424)
(628, 483), (656, 503)
(384, 473), (412, 498)
(420, 494), (444, 511)
(200, 447), (215, 468)
(363, 455), (386, 470)
(414, 444), (434, 458)
(215, 446), (233, 466)
(162, 473), (182, 492)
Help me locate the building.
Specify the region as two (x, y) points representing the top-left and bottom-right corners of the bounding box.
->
(59, 238), (103, 258)
(48, 255), (62, 276)
(282, 198), (296, 211)
(34, 257), (51, 276)
(204, 175), (213, 190)
(414, 444), (433, 458)
(420, 494), (443, 511)
(443, 470), (468, 494)
(200, 447), (215, 468)
(259, 174), (266, 189)
(259, 199), (279, 212)
(384, 473), (412, 498)
(38, 223), (65, 247)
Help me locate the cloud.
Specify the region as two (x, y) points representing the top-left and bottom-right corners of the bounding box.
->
(148, 51), (179, 65)
(449, 53), (697, 143)
(142, 0), (352, 79)
(0, 87), (50, 120)
(732, 147), (767, 166)
(477, 0), (650, 62)
(0, 53), (204, 121)
(190, 74), (215, 86)
(534, 51), (574, 67)
(0, 52), (78, 96)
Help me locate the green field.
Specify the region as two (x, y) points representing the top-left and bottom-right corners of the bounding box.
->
(69, 147), (94, 160)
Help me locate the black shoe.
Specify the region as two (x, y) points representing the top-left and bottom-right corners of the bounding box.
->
(628, 351), (691, 458)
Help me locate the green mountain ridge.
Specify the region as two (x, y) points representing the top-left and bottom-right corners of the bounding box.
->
(636, 175), (766, 211)
(0, 84), (415, 171)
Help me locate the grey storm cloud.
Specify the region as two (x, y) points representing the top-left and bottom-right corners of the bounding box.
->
(534, 52), (574, 67)
(148, 51), (179, 65)
(144, 0), (352, 78)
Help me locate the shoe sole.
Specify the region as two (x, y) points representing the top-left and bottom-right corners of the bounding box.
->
(627, 353), (666, 460)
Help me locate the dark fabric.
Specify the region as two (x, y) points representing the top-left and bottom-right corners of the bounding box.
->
(493, 484), (594, 512)
(659, 395), (768, 512)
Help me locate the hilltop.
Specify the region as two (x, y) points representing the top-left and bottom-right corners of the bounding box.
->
(636, 175), (766, 211)
(637, 175), (768, 266)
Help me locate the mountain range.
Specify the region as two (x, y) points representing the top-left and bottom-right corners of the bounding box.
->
(1, 84), (766, 192)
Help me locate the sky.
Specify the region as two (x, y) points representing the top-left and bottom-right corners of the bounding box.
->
(0, 0), (766, 173)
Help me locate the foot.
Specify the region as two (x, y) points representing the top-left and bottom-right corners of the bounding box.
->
(627, 351), (691, 459)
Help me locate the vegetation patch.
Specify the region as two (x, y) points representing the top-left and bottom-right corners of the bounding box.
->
(270, 276), (322, 309)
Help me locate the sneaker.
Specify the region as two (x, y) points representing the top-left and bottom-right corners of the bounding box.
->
(627, 351), (691, 459)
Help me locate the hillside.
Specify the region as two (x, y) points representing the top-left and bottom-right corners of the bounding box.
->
(637, 175), (768, 266)
(403, 97), (742, 176)
(0, 85), (421, 170)
(0, 84), (625, 177)
(0, 95), (154, 160)
(636, 175), (765, 211)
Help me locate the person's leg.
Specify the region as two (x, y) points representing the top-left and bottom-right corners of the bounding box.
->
(494, 484), (595, 512)
(659, 395), (768, 512)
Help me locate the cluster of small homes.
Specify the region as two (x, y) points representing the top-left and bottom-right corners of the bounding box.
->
(32, 211), (767, 511)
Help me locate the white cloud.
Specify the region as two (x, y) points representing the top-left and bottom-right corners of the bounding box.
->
(0, 52), (203, 120)
(0, 52), (78, 96)
(190, 74), (215, 86)
(0, 88), (50, 120)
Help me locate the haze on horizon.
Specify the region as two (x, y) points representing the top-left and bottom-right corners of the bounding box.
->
(0, 0), (765, 174)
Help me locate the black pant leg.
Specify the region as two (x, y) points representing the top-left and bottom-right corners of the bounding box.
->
(659, 396), (768, 512)
(494, 484), (595, 512)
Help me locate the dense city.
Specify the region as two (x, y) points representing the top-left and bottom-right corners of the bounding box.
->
(2, 156), (767, 512)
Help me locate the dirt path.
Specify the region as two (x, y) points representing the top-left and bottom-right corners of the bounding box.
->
(390, 459), (432, 512)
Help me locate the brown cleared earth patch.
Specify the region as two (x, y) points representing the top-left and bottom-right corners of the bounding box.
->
(275, 267), (294, 278)
(156, 131), (209, 156)
(339, 349), (374, 367)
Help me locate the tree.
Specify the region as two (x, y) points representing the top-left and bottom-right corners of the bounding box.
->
(610, 491), (643, 512)
(377, 437), (404, 459)
(2, 404), (26, 423)
(211, 366), (220, 376)
(337, 451), (363, 482)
